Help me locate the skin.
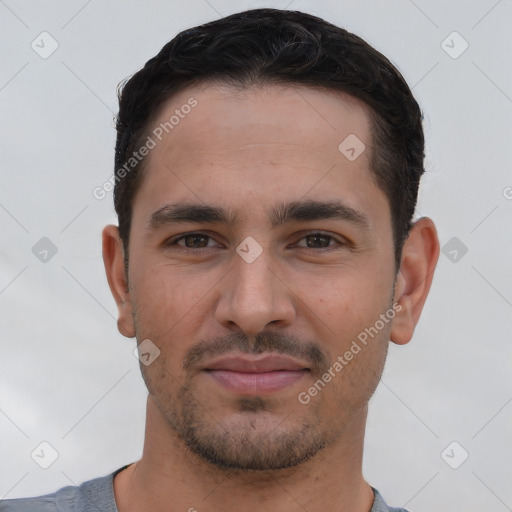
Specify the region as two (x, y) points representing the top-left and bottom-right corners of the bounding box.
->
(103, 82), (439, 512)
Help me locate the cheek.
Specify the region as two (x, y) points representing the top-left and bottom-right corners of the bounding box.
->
(129, 262), (225, 359)
(130, 265), (194, 340)
(292, 264), (394, 346)
(312, 283), (392, 411)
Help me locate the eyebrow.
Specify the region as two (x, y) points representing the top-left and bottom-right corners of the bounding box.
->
(148, 199), (370, 231)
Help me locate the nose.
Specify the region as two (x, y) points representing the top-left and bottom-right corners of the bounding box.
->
(214, 246), (296, 337)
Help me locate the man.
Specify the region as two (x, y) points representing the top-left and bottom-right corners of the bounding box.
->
(1, 8), (439, 512)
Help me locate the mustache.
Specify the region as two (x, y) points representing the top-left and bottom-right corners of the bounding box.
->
(183, 331), (330, 375)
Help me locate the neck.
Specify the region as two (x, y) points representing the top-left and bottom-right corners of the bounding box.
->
(114, 396), (374, 512)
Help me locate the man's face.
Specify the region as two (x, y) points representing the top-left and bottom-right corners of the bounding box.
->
(124, 83), (398, 470)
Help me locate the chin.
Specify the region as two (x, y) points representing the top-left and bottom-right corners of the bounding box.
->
(171, 395), (333, 471)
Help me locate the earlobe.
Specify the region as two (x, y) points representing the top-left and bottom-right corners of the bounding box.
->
(102, 225), (136, 338)
(390, 217), (440, 345)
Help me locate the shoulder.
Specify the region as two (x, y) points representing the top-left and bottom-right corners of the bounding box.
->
(371, 487), (410, 512)
(0, 468), (123, 512)
(0, 485), (76, 512)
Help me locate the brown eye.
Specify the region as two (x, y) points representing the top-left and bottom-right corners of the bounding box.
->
(304, 234), (332, 248)
(164, 232), (223, 254)
(295, 232), (342, 249)
(178, 234), (210, 248)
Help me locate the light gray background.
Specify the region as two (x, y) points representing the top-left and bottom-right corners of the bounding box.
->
(1, 1), (511, 510)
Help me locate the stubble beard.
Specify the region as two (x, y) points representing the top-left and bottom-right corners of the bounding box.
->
(133, 298), (392, 473)
(144, 374), (337, 472)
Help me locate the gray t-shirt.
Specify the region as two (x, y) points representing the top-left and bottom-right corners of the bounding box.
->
(0, 465), (409, 512)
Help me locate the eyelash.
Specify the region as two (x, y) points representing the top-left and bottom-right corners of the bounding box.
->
(165, 231), (346, 254)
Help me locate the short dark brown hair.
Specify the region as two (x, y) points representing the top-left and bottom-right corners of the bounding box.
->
(114, 8), (425, 268)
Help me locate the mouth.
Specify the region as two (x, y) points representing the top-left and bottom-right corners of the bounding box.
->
(202, 354), (310, 394)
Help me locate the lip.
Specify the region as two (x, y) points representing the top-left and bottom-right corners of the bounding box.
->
(204, 354), (309, 373)
(203, 354), (310, 394)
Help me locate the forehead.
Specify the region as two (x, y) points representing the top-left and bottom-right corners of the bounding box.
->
(151, 82), (372, 159)
(131, 82), (388, 229)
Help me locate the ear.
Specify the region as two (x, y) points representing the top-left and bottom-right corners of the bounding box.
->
(102, 225), (136, 338)
(390, 217), (440, 345)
